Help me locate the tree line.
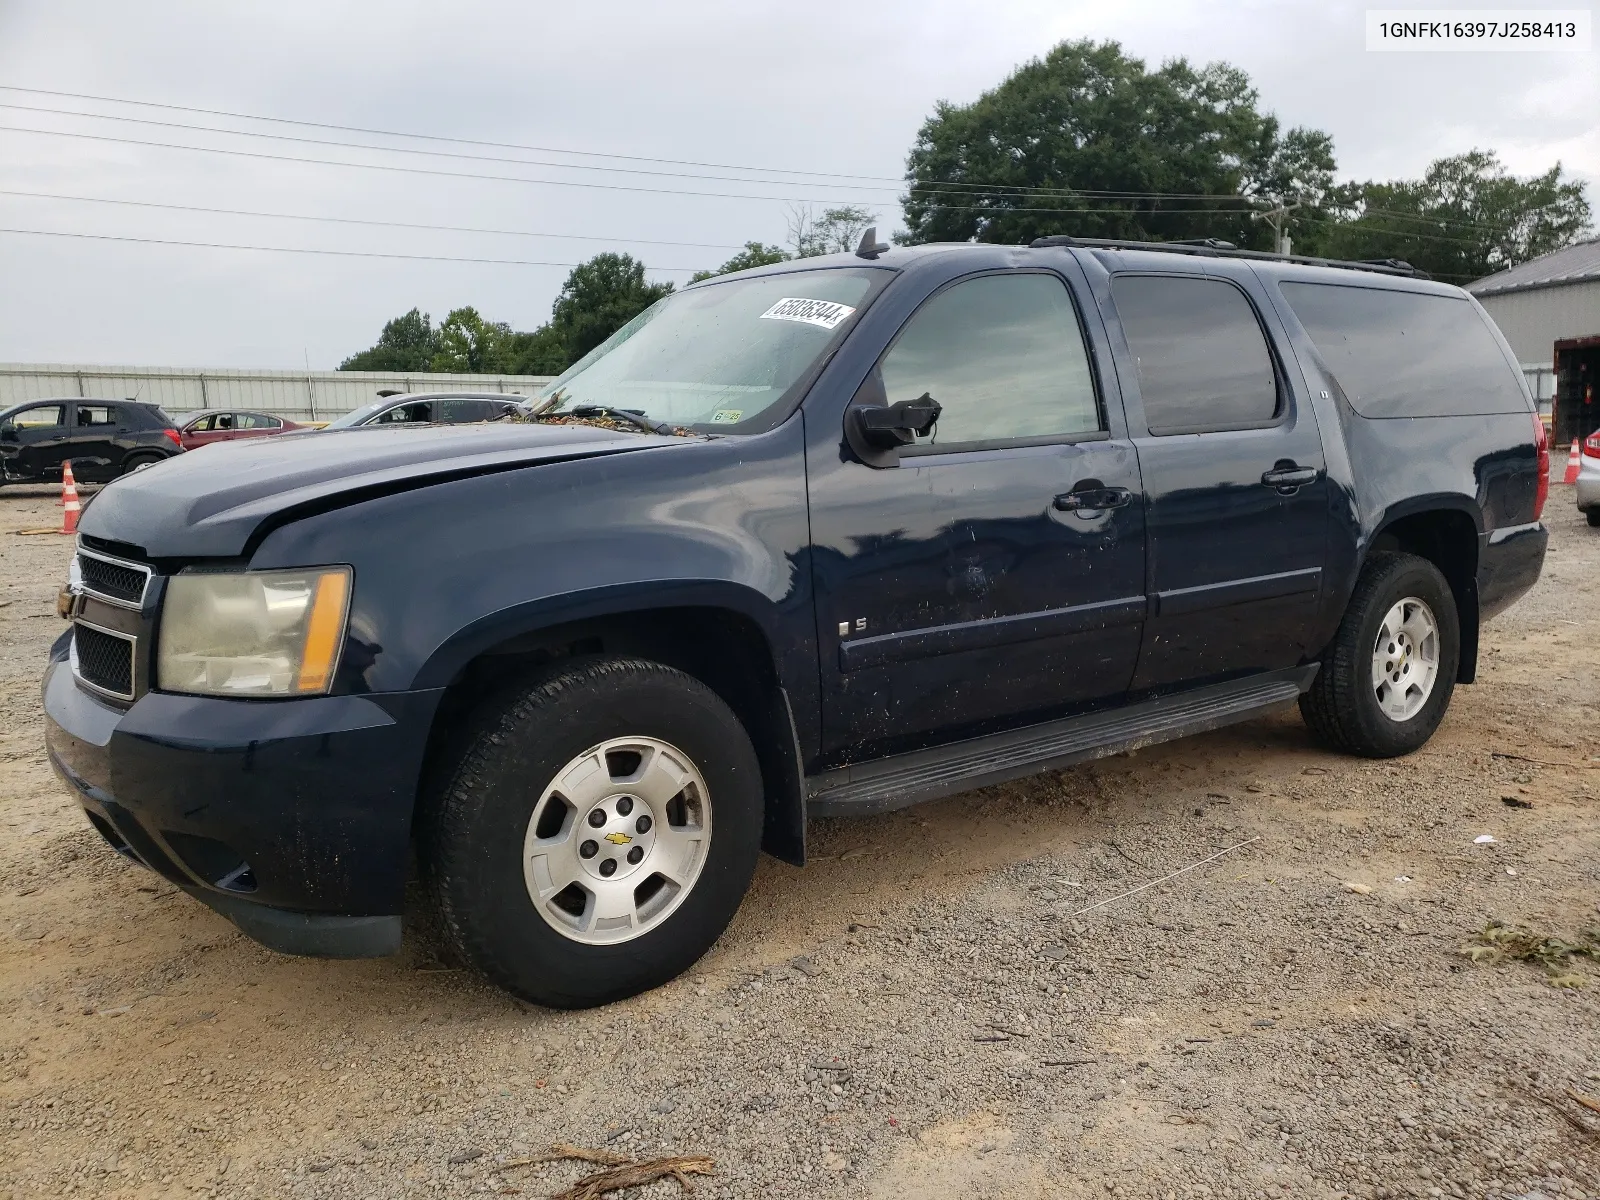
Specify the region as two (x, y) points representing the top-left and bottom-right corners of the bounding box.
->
(342, 38), (1591, 376)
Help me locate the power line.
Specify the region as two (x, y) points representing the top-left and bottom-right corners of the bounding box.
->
(0, 188), (747, 250)
(0, 82), (905, 185)
(0, 124), (1268, 216)
(0, 102), (1273, 205)
(0, 225), (704, 270)
(0, 100), (909, 194)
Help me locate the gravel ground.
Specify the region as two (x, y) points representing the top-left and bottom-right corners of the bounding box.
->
(1, 483), (1597, 1200)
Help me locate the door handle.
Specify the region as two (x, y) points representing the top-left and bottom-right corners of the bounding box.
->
(1261, 464), (1320, 492)
(1053, 486), (1132, 513)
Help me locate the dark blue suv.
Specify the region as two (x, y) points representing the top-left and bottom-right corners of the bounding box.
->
(42, 236), (1549, 1008)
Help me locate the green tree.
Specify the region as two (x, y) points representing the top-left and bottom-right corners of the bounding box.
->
(550, 253), (674, 362)
(788, 206), (877, 257)
(338, 308), (438, 371)
(689, 241), (790, 283)
(899, 39), (1335, 250)
(502, 324), (569, 375)
(1311, 151), (1592, 282)
(428, 306), (514, 373)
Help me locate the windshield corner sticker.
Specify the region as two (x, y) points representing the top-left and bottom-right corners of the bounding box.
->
(759, 297), (856, 331)
(710, 409), (743, 424)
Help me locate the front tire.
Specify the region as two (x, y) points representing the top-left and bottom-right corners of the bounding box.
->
(1300, 552), (1460, 758)
(419, 657), (763, 1008)
(1587, 509), (1600, 527)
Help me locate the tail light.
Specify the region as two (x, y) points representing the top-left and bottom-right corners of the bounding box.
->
(162, 428), (182, 449)
(1584, 431), (1600, 459)
(1532, 411), (1549, 520)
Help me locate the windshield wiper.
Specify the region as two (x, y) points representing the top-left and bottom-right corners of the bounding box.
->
(564, 405), (681, 436)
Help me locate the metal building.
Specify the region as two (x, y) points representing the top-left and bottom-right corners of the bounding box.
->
(1468, 239), (1600, 444)
(0, 364), (555, 425)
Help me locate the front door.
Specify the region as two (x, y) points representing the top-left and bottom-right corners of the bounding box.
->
(806, 269), (1147, 763)
(2, 403), (69, 480)
(1105, 268), (1329, 691)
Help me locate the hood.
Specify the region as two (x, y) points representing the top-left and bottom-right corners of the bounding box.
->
(80, 422), (685, 558)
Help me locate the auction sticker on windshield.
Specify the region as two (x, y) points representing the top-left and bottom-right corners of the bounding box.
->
(759, 297), (856, 330)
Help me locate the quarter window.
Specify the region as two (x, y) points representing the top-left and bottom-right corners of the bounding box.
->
(1112, 276), (1279, 435)
(1279, 282), (1525, 418)
(879, 272), (1101, 449)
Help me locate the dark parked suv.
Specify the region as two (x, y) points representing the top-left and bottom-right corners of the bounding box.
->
(42, 237), (1548, 1008)
(1, 398), (182, 484)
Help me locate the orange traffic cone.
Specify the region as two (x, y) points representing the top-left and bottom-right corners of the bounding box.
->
(60, 462), (81, 535)
(1562, 440), (1581, 485)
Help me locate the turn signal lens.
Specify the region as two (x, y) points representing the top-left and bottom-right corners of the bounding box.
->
(296, 570), (349, 693)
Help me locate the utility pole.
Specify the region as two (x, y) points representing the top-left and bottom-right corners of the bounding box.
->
(1251, 198), (1301, 256)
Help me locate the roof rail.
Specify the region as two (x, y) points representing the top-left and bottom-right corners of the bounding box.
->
(1026, 235), (1430, 279)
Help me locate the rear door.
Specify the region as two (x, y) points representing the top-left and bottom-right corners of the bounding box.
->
(69, 404), (123, 480)
(806, 267), (1147, 761)
(1105, 267), (1329, 690)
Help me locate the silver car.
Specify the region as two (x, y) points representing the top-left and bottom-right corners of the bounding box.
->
(1578, 430), (1600, 525)
(324, 392), (525, 430)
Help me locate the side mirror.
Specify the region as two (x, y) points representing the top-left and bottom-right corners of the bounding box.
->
(852, 395), (942, 449)
(0, 425), (16, 443)
(843, 371), (941, 468)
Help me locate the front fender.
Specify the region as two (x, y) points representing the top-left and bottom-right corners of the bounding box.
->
(246, 422), (820, 747)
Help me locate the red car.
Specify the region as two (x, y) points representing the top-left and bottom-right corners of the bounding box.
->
(178, 410), (304, 450)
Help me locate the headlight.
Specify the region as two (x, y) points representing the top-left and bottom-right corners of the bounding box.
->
(158, 567), (351, 697)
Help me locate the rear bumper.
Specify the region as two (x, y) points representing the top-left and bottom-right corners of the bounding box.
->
(1576, 459), (1600, 510)
(42, 648), (443, 957)
(1478, 520), (1548, 623)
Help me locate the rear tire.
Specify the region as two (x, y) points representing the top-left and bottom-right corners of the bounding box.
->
(419, 657), (763, 1008)
(1587, 509), (1600, 527)
(1300, 552), (1459, 758)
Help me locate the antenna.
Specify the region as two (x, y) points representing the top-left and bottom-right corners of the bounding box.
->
(855, 226), (890, 259)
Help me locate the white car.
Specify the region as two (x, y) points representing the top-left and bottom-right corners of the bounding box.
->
(1578, 430), (1600, 526)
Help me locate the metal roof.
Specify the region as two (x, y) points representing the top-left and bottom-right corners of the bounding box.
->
(1467, 237), (1600, 297)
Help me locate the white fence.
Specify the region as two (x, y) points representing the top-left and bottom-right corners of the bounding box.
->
(0, 364), (556, 424)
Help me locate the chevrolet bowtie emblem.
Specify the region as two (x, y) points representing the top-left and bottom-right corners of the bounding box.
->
(603, 832), (632, 846)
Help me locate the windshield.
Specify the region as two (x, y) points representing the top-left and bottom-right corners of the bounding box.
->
(325, 399), (394, 429)
(538, 267), (887, 430)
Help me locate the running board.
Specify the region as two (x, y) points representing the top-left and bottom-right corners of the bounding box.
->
(806, 666), (1317, 816)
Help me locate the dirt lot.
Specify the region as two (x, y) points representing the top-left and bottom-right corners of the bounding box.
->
(1, 483), (1597, 1200)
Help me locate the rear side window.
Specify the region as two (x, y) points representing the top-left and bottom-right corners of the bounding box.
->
(1280, 283), (1525, 418)
(243, 414), (281, 429)
(436, 399), (495, 422)
(880, 272), (1101, 449)
(1112, 276), (1280, 435)
(76, 405), (116, 426)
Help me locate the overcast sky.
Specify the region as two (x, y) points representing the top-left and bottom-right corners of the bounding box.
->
(0, 0), (1594, 369)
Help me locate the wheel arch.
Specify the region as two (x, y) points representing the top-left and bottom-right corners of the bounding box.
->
(1364, 499), (1481, 683)
(417, 582), (808, 865)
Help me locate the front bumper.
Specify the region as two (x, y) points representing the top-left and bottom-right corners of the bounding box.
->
(42, 645), (443, 957)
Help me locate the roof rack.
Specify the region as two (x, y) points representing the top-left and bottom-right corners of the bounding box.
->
(1027, 235), (1428, 279)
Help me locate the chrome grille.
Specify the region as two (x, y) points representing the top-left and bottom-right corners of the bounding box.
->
(72, 622), (135, 701)
(77, 548), (151, 609)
